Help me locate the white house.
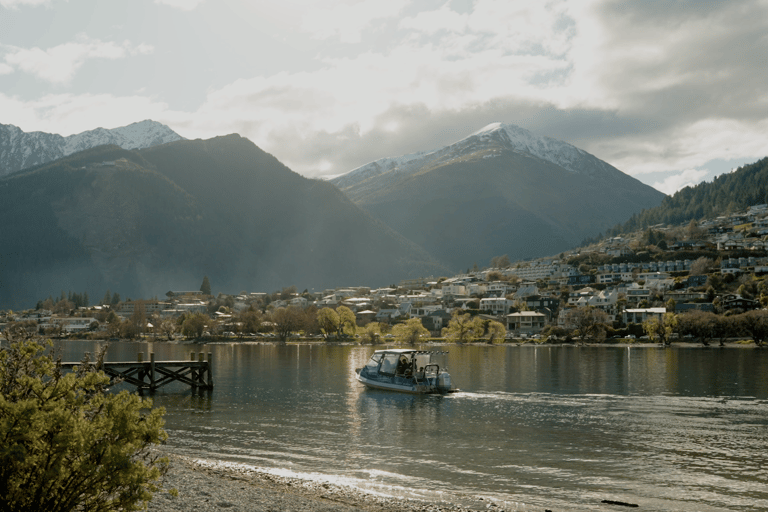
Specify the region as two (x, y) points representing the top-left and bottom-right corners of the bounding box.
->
(441, 283), (467, 296)
(39, 317), (99, 332)
(479, 298), (513, 316)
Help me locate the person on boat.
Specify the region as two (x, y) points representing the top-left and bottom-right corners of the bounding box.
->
(396, 355), (411, 376)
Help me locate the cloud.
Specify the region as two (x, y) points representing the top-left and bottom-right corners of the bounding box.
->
(301, 0), (409, 43)
(565, 1), (768, 114)
(652, 168), (709, 195)
(0, 0), (49, 8)
(2, 34), (153, 84)
(154, 0), (206, 11)
(398, 5), (469, 34)
(174, 39), (569, 171)
(2, 0), (766, 192)
(0, 91), (177, 136)
(586, 117), (768, 185)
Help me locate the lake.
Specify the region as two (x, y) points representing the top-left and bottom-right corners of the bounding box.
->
(59, 341), (768, 511)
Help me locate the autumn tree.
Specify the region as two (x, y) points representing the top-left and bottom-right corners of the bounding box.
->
(479, 318), (506, 344)
(643, 313), (677, 346)
(239, 308), (264, 335)
(301, 305), (320, 336)
(181, 312), (210, 339)
(335, 305), (357, 338)
(392, 318), (429, 345)
(738, 309), (768, 346)
(271, 306), (303, 341)
(442, 311), (481, 343)
(317, 308), (340, 339)
(363, 322), (384, 344)
(486, 271), (505, 282)
(119, 318), (140, 340)
(0, 334), (170, 512)
(677, 310), (718, 346)
(565, 306), (609, 342)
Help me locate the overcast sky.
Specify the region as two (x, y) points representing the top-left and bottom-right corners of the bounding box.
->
(2, 0), (767, 194)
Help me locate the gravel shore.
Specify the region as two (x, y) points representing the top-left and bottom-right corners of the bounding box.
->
(147, 452), (494, 512)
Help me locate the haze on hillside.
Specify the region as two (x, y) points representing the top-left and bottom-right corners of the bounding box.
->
(0, 137), (446, 309)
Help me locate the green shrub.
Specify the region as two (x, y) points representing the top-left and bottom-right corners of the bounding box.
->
(0, 334), (169, 512)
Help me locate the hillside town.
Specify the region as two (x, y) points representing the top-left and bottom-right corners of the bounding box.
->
(4, 204), (768, 345)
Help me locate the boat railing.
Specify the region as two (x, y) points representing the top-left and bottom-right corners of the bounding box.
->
(416, 363), (440, 387)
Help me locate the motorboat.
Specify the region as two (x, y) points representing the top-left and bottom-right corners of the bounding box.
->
(355, 349), (458, 394)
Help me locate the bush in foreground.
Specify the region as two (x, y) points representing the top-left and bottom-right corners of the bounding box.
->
(0, 333), (170, 512)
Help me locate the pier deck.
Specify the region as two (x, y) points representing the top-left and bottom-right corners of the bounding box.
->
(62, 352), (213, 392)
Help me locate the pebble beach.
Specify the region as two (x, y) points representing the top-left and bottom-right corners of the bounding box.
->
(147, 452), (493, 512)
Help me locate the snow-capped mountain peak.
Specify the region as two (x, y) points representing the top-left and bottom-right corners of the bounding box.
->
(0, 120), (184, 177)
(62, 120), (182, 154)
(331, 122), (608, 197)
(463, 122), (590, 174)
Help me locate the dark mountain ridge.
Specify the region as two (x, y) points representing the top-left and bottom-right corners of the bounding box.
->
(0, 136), (446, 310)
(333, 122), (666, 270)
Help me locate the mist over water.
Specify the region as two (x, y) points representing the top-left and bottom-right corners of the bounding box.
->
(60, 342), (768, 511)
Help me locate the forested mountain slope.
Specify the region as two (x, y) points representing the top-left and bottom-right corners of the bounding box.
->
(610, 157), (768, 235)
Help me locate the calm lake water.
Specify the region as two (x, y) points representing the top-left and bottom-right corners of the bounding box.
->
(59, 341), (768, 511)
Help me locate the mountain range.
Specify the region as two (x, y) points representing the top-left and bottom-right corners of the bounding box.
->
(0, 135), (446, 309)
(0, 120), (183, 178)
(0, 120), (667, 309)
(332, 122), (665, 269)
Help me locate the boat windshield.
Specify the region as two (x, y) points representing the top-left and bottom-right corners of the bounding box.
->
(378, 352), (403, 375)
(365, 353), (383, 371)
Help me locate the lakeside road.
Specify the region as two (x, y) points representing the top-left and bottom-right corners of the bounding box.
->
(148, 452), (490, 512)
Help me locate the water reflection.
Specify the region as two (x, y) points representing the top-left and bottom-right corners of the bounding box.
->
(53, 341), (768, 511)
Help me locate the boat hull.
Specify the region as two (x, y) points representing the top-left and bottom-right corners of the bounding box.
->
(355, 369), (457, 394)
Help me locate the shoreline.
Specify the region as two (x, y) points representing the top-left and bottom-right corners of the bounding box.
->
(148, 450), (486, 512)
(50, 333), (763, 349)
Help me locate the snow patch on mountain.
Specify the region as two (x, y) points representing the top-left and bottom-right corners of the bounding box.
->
(331, 122), (614, 196)
(0, 120), (184, 177)
(329, 150), (436, 189)
(462, 122), (603, 175)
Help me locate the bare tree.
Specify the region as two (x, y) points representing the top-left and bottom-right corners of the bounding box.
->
(738, 309), (768, 346)
(677, 310), (718, 346)
(565, 306), (609, 342)
(689, 257), (715, 276)
(271, 306), (303, 341)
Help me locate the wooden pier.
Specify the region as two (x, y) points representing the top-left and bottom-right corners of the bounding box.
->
(62, 352), (213, 392)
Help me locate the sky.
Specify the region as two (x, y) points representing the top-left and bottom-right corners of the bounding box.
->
(1, 0), (767, 195)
